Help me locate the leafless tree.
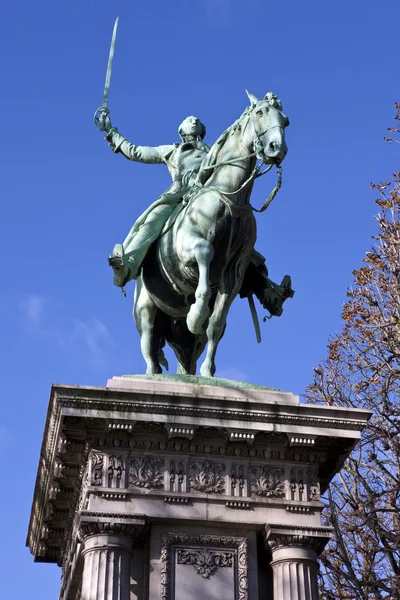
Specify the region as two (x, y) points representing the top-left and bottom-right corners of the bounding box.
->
(305, 104), (400, 599)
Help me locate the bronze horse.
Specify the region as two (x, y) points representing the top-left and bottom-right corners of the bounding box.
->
(134, 92), (289, 377)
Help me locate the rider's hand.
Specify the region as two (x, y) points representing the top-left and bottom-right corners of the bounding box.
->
(97, 112), (112, 133)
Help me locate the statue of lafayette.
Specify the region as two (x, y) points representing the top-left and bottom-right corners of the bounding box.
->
(95, 20), (293, 376)
(98, 109), (292, 316)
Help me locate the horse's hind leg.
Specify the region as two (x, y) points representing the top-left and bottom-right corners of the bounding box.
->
(134, 277), (162, 374)
(167, 318), (207, 375)
(184, 237), (214, 335)
(200, 269), (241, 378)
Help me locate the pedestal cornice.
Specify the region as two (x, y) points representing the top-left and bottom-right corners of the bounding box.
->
(26, 377), (369, 567)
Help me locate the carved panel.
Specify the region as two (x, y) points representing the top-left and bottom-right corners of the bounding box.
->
(250, 466), (285, 498)
(169, 460), (186, 493)
(189, 460), (225, 493)
(177, 548), (234, 578)
(160, 533), (248, 600)
(90, 452), (104, 486)
(231, 464), (246, 497)
(308, 469), (320, 500)
(108, 455), (124, 488)
(128, 456), (164, 489)
(298, 469), (305, 501)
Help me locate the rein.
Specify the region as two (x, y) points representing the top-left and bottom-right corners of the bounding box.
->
(197, 112), (284, 213)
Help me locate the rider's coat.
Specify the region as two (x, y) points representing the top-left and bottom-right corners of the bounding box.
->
(106, 129), (211, 285)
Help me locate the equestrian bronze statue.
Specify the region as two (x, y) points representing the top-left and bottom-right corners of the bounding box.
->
(95, 21), (293, 377)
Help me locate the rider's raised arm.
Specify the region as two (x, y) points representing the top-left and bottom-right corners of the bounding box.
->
(105, 128), (172, 164)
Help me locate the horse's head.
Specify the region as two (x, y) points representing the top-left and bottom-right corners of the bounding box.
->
(245, 90), (289, 164)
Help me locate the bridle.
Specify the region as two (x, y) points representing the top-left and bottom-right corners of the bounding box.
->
(198, 108), (285, 212)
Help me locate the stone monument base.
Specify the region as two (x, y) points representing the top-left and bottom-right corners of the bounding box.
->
(27, 375), (370, 599)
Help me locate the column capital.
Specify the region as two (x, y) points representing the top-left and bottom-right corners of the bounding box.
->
(263, 523), (332, 556)
(78, 511), (146, 544)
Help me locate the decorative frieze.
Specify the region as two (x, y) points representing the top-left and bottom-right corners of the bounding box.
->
(128, 456), (164, 489)
(286, 505), (313, 513)
(90, 452), (104, 486)
(226, 500), (251, 509)
(107, 455), (124, 488)
(166, 426), (195, 440)
(189, 460), (225, 493)
(49, 484), (61, 500)
(163, 496), (189, 504)
(250, 466), (285, 498)
(308, 469), (320, 500)
(229, 431), (255, 444)
(169, 460), (186, 492)
(101, 492), (127, 500)
(108, 422), (134, 432)
(83, 436), (324, 465)
(72, 449), (321, 508)
(231, 464), (246, 497)
(289, 436), (316, 447)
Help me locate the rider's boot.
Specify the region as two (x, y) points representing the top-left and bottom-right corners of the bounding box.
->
(240, 261), (294, 316)
(108, 244), (131, 288)
(259, 274), (294, 316)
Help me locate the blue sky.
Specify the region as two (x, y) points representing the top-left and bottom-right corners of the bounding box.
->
(0, 0), (399, 597)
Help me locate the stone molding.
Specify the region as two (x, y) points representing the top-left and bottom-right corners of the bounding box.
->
(264, 524), (333, 556)
(160, 533), (248, 600)
(90, 436), (326, 464)
(166, 425), (196, 440)
(78, 512), (146, 543)
(56, 392), (369, 432)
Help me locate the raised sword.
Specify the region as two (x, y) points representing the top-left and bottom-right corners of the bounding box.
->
(94, 17), (119, 127)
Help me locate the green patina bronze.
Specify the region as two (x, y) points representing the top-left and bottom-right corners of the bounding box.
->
(94, 19), (294, 378)
(122, 373), (278, 391)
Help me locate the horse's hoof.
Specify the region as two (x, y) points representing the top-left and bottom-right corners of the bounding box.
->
(200, 366), (214, 378)
(186, 306), (208, 335)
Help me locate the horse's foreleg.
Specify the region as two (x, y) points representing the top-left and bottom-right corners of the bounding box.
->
(185, 237), (214, 335)
(200, 271), (240, 378)
(134, 278), (162, 374)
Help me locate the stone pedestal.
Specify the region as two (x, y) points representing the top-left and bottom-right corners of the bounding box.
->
(27, 375), (370, 599)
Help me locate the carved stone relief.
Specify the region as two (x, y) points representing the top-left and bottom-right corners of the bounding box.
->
(108, 455), (124, 488)
(161, 533), (248, 600)
(308, 469), (320, 500)
(169, 460), (186, 493)
(90, 452), (104, 486)
(231, 464), (246, 497)
(177, 548), (233, 578)
(128, 456), (164, 489)
(250, 466), (285, 498)
(190, 460), (225, 493)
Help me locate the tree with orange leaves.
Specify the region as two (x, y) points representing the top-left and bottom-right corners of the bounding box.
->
(306, 104), (400, 599)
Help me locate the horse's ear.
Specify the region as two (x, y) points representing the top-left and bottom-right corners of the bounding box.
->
(245, 90), (259, 106)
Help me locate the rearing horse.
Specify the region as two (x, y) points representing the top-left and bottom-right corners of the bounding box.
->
(135, 91), (289, 377)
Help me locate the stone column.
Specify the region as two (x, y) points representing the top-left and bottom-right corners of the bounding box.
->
(264, 525), (332, 600)
(79, 516), (145, 600)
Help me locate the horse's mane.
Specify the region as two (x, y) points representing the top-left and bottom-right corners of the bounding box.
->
(199, 105), (254, 185)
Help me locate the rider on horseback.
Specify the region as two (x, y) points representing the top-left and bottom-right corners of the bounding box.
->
(97, 111), (293, 318)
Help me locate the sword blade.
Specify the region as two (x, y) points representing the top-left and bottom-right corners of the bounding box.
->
(102, 16), (119, 108)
